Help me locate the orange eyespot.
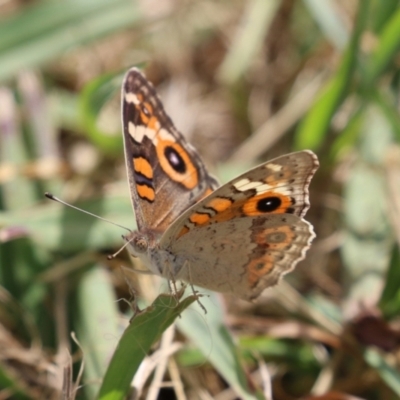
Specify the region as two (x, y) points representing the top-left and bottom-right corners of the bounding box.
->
(156, 139), (198, 189)
(254, 225), (294, 248)
(247, 255), (274, 287)
(242, 192), (292, 216)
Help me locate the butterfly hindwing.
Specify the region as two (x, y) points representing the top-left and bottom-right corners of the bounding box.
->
(162, 151), (319, 241)
(167, 213), (314, 300)
(156, 151), (318, 299)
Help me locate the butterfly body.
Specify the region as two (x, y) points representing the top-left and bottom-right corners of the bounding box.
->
(122, 68), (319, 300)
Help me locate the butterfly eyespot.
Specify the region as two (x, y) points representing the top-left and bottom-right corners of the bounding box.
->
(156, 139), (198, 189)
(257, 196), (281, 212)
(254, 262), (265, 271)
(266, 231), (286, 243)
(165, 146), (186, 174)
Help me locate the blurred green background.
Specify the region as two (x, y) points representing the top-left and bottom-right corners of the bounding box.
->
(1, 0), (400, 399)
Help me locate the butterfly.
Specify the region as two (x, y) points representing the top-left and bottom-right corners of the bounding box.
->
(121, 68), (319, 301)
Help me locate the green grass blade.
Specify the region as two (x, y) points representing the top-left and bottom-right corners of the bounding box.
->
(97, 293), (197, 400)
(0, 0), (142, 82)
(330, 106), (364, 159)
(370, 0), (400, 33)
(77, 266), (121, 399)
(295, 0), (370, 150)
(79, 71), (124, 154)
(0, 0), (108, 52)
(217, 0), (281, 85)
(365, 7), (400, 85)
(379, 245), (400, 319)
(0, 89), (37, 208)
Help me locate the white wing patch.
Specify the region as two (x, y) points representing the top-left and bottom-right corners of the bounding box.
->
(233, 179), (275, 193)
(265, 163), (283, 172)
(157, 127), (176, 143)
(124, 92), (139, 104)
(128, 122), (156, 143)
(233, 179), (259, 191)
(233, 177), (293, 195)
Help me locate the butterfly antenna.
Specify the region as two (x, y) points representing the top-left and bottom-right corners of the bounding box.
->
(107, 240), (132, 260)
(44, 192), (132, 233)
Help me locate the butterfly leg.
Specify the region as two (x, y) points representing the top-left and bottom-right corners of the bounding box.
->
(167, 277), (179, 296)
(183, 260), (207, 314)
(125, 282), (142, 321)
(161, 261), (181, 303)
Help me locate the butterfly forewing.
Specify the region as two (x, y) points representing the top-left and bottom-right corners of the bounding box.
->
(121, 68), (218, 233)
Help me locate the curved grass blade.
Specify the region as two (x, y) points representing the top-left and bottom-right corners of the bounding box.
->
(77, 266), (121, 399)
(97, 292), (197, 400)
(79, 71), (124, 154)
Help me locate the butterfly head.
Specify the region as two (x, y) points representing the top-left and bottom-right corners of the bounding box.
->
(123, 231), (149, 256)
